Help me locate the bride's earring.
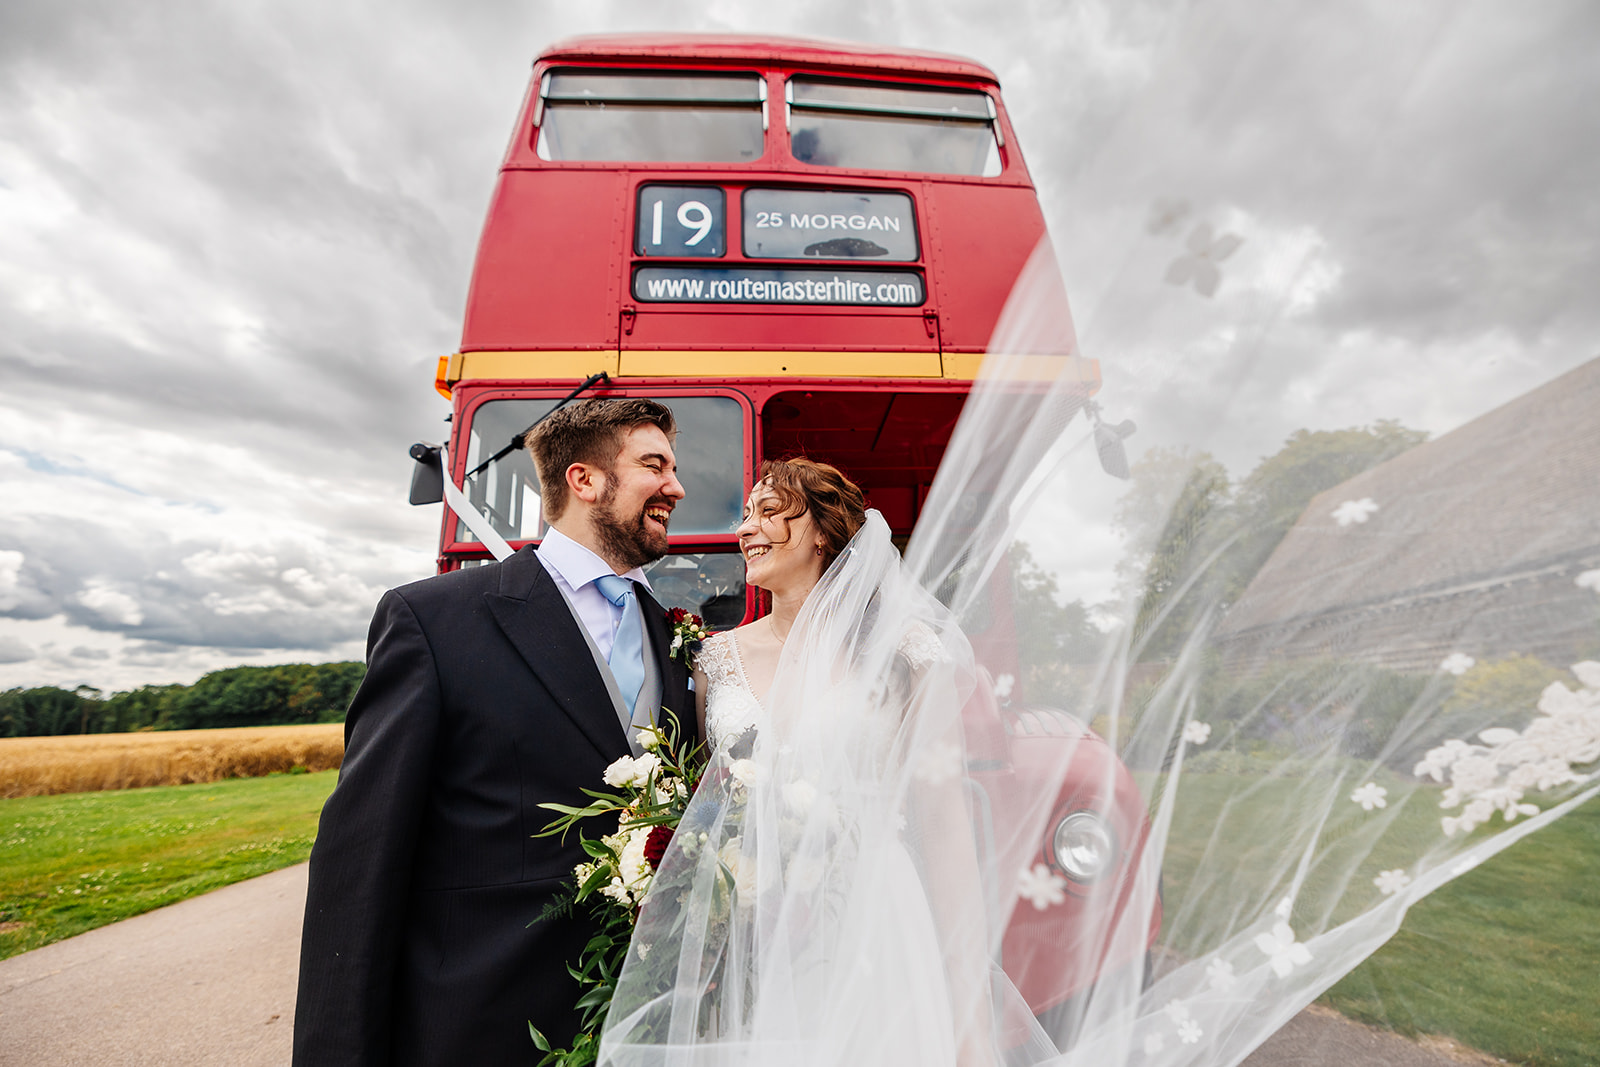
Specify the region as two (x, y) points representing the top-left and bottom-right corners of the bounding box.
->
(815, 543), (824, 556)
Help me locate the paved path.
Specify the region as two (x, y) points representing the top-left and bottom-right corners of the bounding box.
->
(0, 864), (304, 1066)
(1242, 1004), (1505, 1067)
(0, 863), (1505, 1066)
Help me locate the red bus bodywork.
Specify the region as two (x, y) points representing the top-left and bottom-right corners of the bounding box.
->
(428, 33), (1156, 1032)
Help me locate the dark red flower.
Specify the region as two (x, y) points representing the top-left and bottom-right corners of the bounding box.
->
(644, 824), (674, 870)
(668, 607), (689, 623)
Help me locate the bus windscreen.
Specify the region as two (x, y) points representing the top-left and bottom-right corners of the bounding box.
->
(458, 395), (747, 545)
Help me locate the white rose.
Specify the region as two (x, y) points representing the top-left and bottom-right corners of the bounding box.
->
(618, 829), (653, 893)
(603, 756), (638, 788)
(782, 780), (817, 813)
(628, 752), (663, 789)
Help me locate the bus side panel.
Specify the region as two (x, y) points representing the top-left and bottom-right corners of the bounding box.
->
(461, 170), (627, 351)
(924, 183), (1050, 353)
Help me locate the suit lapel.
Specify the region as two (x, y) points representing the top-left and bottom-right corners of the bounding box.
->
(484, 547), (630, 761)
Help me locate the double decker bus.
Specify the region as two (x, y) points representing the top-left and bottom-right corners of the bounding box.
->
(412, 33), (1152, 1040)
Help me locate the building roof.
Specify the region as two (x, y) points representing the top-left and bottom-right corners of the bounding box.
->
(1215, 355), (1600, 669)
(537, 34), (1000, 84)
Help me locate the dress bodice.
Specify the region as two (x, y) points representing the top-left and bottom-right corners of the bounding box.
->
(699, 625), (948, 757)
(697, 632), (766, 753)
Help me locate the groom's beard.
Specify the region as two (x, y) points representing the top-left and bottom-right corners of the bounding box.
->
(593, 481), (671, 570)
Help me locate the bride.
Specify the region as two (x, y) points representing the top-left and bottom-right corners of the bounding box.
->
(598, 457), (1011, 1067)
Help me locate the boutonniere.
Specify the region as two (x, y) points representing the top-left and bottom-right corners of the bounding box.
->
(666, 608), (709, 667)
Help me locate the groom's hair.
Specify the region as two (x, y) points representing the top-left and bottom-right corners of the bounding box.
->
(525, 397), (677, 521)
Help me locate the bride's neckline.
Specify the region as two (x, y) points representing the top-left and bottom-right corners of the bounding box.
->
(725, 631), (771, 708)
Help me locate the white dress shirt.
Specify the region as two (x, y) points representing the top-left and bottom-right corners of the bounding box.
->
(535, 525), (652, 661)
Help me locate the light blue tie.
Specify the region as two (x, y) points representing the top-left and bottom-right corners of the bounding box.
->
(595, 574), (645, 717)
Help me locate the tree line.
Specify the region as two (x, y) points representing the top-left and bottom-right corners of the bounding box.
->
(1116, 420), (1430, 660)
(0, 662), (365, 738)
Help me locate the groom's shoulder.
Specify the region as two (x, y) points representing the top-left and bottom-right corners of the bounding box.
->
(386, 546), (544, 611)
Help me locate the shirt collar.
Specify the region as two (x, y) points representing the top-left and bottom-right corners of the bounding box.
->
(539, 524), (652, 593)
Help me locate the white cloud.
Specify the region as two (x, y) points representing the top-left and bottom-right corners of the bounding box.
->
(0, 549), (22, 610)
(76, 580), (145, 626)
(0, 634), (35, 664)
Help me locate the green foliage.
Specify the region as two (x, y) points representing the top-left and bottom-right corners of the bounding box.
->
(1119, 422), (1428, 660)
(0, 662), (364, 738)
(1119, 450), (1232, 658)
(1117, 652), (1460, 771)
(1009, 542), (1107, 708)
(1155, 652), (1562, 771)
(1401, 654), (1573, 766)
(1200, 655), (1435, 764)
(1222, 420), (1428, 603)
(0, 771), (338, 960)
(0, 686), (97, 738)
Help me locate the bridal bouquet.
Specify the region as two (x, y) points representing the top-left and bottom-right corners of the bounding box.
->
(530, 714), (706, 1067)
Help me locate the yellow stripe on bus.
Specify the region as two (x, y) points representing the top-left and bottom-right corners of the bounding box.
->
(941, 351), (1102, 384)
(436, 349), (1100, 393)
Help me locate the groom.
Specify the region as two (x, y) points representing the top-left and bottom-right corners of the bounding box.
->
(294, 397), (696, 1066)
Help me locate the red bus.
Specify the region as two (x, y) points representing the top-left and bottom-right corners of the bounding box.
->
(411, 33), (1153, 1041)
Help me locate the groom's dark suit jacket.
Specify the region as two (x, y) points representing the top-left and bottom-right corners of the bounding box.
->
(294, 545), (695, 1066)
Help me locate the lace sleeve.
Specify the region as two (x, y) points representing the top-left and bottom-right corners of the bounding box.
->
(897, 623), (946, 673)
(697, 632), (740, 692)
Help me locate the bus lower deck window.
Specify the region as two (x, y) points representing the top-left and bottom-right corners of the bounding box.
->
(537, 71), (765, 163)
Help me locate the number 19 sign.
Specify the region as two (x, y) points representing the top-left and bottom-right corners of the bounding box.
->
(635, 185), (725, 257)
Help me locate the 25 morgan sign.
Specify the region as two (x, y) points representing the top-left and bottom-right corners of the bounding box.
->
(743, 189), (918, 261)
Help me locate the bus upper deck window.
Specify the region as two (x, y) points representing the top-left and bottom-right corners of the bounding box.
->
(536, 71), (766, 163)
(786, 78), (1001, 177)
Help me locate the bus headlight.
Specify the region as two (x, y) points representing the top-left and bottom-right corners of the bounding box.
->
(1052, 811), (1116, 883)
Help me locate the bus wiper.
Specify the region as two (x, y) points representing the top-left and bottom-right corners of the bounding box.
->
(463, 371), (610, 479)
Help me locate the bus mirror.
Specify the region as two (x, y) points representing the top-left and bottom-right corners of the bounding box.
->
(409, 443), (444, 505)
(1094, 419), (1136, 481)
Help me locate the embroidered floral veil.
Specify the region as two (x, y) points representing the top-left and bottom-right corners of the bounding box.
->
(600, 4), (1599, 1063)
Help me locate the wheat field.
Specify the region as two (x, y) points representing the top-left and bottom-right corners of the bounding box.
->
(0, 724), (344, 798)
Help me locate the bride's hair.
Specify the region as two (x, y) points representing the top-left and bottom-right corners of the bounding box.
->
(757, 457), (867, 570)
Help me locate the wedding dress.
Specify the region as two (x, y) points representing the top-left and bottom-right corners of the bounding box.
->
(690, 623), (961, 1065)
(600, 510), (1009, 1067)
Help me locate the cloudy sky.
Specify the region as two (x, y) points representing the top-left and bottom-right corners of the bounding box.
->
(2, 0), (1596, 692)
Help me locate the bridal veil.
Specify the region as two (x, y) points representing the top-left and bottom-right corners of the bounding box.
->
(601, 4), (1599, 1063)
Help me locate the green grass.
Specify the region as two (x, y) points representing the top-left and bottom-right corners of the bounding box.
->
(0, 767), (1594, 1065)
(0, 770), (337, 960)
(1154, 771), (1600, 1067)
(1325, 795), (1600, 1067)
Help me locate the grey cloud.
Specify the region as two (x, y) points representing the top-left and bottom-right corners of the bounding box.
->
(1048, 2), (1600, 348)
(0, 636), (34, 664)
(3, 0), (1598, 691)
(0, 516), (396, 653)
